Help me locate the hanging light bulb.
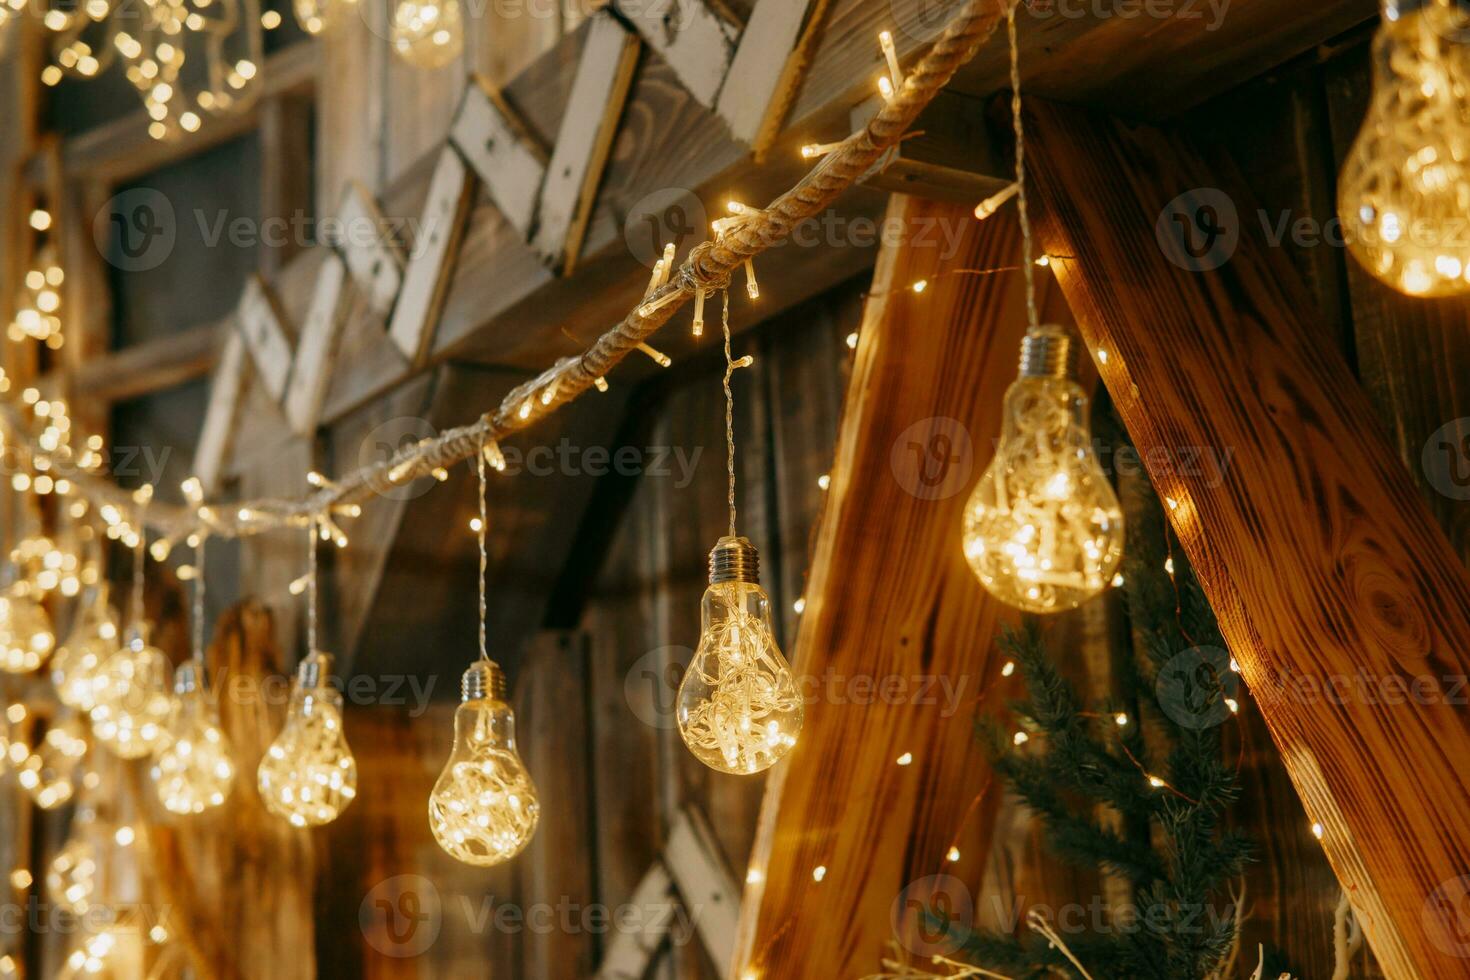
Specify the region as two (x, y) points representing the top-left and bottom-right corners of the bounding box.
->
(89, 626), (175, 759)
(962, 326), (1124, 613)
(429, 446), (539, 864)
(152, 535), (234, 815)
(17, 714), (88, 809)
(151, 662), (235, 815)
(677, 536), (803, 774)
(0, 591), (56, 672)
(51, 584), (118, 711)
(429, 660), (540, 865)
(390, 0), (463, 69)
(258, 651), (357, 827)
(1338, 0), (1470, 296)
(47, 809), (99, 915)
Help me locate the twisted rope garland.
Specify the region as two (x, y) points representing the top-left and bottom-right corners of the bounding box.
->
(17, 0), (1010, 542)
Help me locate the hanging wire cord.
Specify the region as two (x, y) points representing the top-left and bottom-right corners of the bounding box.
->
(722, 290), (737, 538)
(475, 442), (489, 662)
(1007, 1), (1040, 331)
(192, 536), (206, 665)
(0, 0), (1011, 545)
(306, 514), (318, 654)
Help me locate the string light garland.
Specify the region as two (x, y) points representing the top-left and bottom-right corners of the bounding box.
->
(959, 6), (1124, 614)
(428, 439), (540, 866)
(0, 0), (1010, 556)
(257, 515), (358, 827)
(1338, 0), (1470, 296)
(150, 527), (235, 815)
(676, 291), (803, 775)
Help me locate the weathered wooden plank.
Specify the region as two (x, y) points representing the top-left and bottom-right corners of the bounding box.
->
(333, 180), (405, 318)
(386, 146), (476, 363)
(734, 195), (1027, 977)
(236, 275), (294, 402)
(595, 861), (677, 980)
(193, 330), (249, 495)
(715, 0), (823, 150)
(284, 251), (349, 435)
(530, 12), (640, 274)
(1024, 97), (1470, 980)
(665, 806), (739, 977)
(515, 631), (598, 980)
(448, 74), (548, 240)
(611, 0), (736, 108)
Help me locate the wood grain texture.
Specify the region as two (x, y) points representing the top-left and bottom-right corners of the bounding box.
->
(193, 329), (249, 495)
(285, 251), (350, 435)
(715, 0), (821, 147)
(612, 0), (736, 108)
(530, 12), (641, 274)
(237, 274), (295, 402)
(1024, 98), (1470, 980)
(386, 146), (476, 363)
(449, 73), (548, 240)
(334, 180), (405, 319)
(733, 195), (1029, 977)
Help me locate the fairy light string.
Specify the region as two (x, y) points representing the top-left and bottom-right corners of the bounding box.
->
(722, 289), (738, 538)
(306, 514), (318, 654)
(475, 440), (488, 662)
(192, 535), (206, 666)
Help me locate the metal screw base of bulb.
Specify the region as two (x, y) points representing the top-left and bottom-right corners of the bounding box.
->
(462, 660), (507, 702)
(297, 651), (332, 689)
(1018, 324), (1075, 380)
(708, 536), (760, 586)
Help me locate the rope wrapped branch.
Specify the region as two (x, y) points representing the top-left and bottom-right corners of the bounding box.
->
(18, 0), (1011, 543)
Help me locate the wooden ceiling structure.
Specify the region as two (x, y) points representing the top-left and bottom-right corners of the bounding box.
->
(37, 0), (1470, 976)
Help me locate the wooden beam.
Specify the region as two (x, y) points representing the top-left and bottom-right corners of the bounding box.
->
(733, 195), (1026, 977)
(664, 806), (739, 978)
(331, 181), (404, 319)
(611, 0), (736, 108)
(236, 274), (294, 402)
(850, 89), (1008, 204)
(386, 146), (476, 363)
(60, 42), (318, 186)
(715, 0), (827, 154)
(594, 861), (678, 980)
(448, 74), (548, 240)
(193, 330), (249, 495)
(530, 12), (640, 275)
(1023, 98), (1470, 980)
(59, 322), (223, 404)
(284, 252), (349, 435)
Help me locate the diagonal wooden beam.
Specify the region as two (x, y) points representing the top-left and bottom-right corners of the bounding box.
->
(732, 194), (1027, 977)
(1023, 98), (1470, 980)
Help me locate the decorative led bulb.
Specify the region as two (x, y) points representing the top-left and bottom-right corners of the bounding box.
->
(150, 662), (235, 815)
(390, 0), (463, 69)
(0, 591), (56, 672)
(963, 326), (1124, 613)
(47, 820), (98, 915)
(88, 628), (175, 759)
(676, 537), (803, 774)
(51, 587), (118, 711)
(1338, 0), (1470, 296)
(18, 715), (88, 810)
(429, 661), (540, 865)
(257, 652), (357, 828)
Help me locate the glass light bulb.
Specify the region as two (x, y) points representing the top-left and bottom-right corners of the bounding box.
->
(47, 821), (98, 915)
(677, 537), (803, 775)
(0, 592), (56, 672)
(257, 652), (357, 828)
(52, 587), (117, 711)
(962, 326), (1124, 614)
(18, 715), (88, 810)
(390, 0), (463, 69)
(150, 663), (235, 815)
(429, 661), (540, 866)
(88, 629), (175, 759)
(1338, 0), (1470, 296)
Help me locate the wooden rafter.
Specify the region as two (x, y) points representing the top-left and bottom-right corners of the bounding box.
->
(1024, 97), (1470, 980)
